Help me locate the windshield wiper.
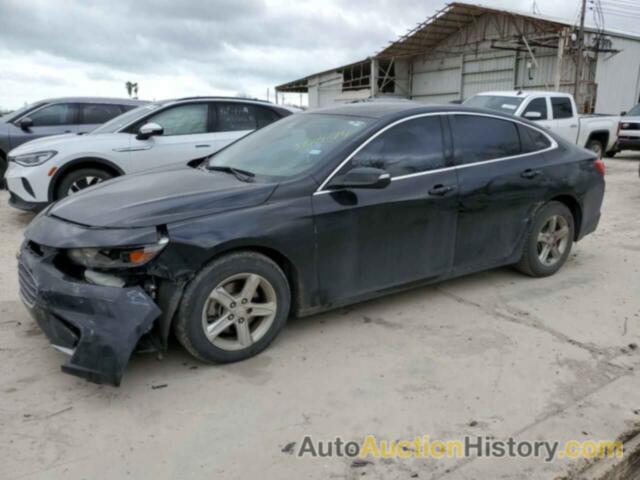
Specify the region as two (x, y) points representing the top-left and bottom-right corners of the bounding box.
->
(206, 165), (255, 182)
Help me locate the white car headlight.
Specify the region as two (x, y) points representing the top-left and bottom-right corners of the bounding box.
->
(12, 150), (57, 167)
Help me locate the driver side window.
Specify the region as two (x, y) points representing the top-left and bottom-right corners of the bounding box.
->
(522, 98), (548, 120)
(147, 103), (208, 136)
(346, 116), (446, 178)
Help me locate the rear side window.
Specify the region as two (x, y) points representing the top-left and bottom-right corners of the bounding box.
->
(216, 103), (258, 131)
(255, 107), (282, 128)
(450, 115), (520, 164)
(29, 104), (77, 127)
(551, 97), (573, 119)
(522, 98), (548, 120)
(518, 124), (552, 153)
(81, 104), (124, 124)
(349, 116), (445, 177)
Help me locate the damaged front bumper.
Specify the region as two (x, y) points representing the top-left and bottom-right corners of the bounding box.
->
(18, 242), (161, 386)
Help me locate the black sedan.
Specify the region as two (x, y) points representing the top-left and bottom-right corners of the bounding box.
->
(18, 103), (605, 385)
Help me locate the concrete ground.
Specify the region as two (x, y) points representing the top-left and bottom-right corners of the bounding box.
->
(0, 156), (639, 480)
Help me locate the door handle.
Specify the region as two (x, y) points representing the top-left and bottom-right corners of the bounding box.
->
(195, 144), (211, 148)
(428, 184), (455, 196)
(521, 169), (541, 179)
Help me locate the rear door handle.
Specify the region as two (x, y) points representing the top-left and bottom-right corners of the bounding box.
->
(428, 184), (455, 196)
(521, 169), (541, 179)
(195, 144), (211, 148)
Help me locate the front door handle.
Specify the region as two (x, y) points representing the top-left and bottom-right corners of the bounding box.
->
(195, 144), (211, 148)
(521, 169), (541, 179)
(428, 184), (455, 196)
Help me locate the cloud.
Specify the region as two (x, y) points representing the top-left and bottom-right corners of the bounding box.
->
(0, 0), (636, 109)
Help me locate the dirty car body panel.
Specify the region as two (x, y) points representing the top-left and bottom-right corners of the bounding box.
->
(18, 103), (605, 385)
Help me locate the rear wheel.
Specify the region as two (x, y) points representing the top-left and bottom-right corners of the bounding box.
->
(586, 139), (604, 158)
(516, 201), (575, 277)
(175, 251), (290, 363)
(55, 167), (113, 199)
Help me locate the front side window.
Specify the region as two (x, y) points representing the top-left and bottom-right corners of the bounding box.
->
(628, 104), (640, 116)
(207, 113), (373, 178)
(216, 103), (258, 132)
(346, 116), (445, 177)
(148, 103), (208, 136)
(81, 104), (124, 124)
(522, 98), (548, 120)
(551, 97), (574, 119)
(451, 115), (521, 164)
(29, 104), (77, 127)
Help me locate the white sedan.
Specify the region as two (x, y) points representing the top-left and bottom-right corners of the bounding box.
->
(5, 97), (296, 210)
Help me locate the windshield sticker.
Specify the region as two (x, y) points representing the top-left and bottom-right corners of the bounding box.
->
(309, 149), (322, 155)
(502, 104), (517, 110)
(349, 120), (366, 127)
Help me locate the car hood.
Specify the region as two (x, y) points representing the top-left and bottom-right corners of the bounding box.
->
(49, 167), (278, 228)
(9, 132), (108, 155)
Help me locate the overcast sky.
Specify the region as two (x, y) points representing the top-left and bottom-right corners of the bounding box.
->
(0, 0), (638, 109)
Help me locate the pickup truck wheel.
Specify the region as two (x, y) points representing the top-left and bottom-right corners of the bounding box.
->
(55, 168), (113, 199)
(175, 251), (290, 364)
(516, 201), (575, 278)
(586, 139), (604, 158)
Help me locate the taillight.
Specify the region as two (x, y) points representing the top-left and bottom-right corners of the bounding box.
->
(594, 159), (606, 176)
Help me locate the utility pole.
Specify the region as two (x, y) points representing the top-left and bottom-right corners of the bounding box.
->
(573, 0), (587, 109)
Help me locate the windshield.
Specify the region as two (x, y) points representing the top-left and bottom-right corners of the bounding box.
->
(463, 95), (524, 115)
(91, 103), (162, 134)
(207, 113), (374, 178)
(1, 101), (47, 122)
(628, 104), (640, 116)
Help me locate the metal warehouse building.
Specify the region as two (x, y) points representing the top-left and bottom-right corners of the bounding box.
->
(276, 2), (640, 114)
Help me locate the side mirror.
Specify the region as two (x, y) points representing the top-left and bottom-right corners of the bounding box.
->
(137, 122), (163, 140)
(18, 117), (33, 131)
(523, 111), (543, 120)
(621, 111), (627, 116)
(329, 167), (391, 190)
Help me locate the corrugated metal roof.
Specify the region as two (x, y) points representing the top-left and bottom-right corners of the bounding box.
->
(376, 2), (640, 59)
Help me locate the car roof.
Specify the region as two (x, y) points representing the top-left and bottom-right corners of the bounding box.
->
(307, 101), (527, 121)
(157, 96), (292, 111)
(473, 90), (571, 98)
(40, 97), (148, 105)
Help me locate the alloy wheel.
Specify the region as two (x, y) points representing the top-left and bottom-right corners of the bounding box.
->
(537, 215), (570, 266)
(201, 273), (278, 351)
(67, 176), (104, 195)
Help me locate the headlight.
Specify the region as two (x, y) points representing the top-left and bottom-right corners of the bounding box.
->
(12, 150), (57, 166)
(67, 237), (168, 269)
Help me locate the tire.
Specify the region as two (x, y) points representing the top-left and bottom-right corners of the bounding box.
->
(175, 251), (291, 364)
(515, 201), (575, 278)
(586, 139), (604, 158)
(0, 154), (7, 190)
(55, 167), (113, 199)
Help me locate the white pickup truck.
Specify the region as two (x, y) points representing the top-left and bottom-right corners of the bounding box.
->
(464, 91), (619, 157)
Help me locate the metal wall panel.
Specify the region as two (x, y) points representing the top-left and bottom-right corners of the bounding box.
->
(595, 36), (640, 114)
(461, 53), (515, 99)
(411, 56), (462, 103)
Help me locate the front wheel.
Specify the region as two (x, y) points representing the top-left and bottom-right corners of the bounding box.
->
(56, 167), (113, 199)
(175, 251), (291, 363)
(516, 201), (575, 277)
